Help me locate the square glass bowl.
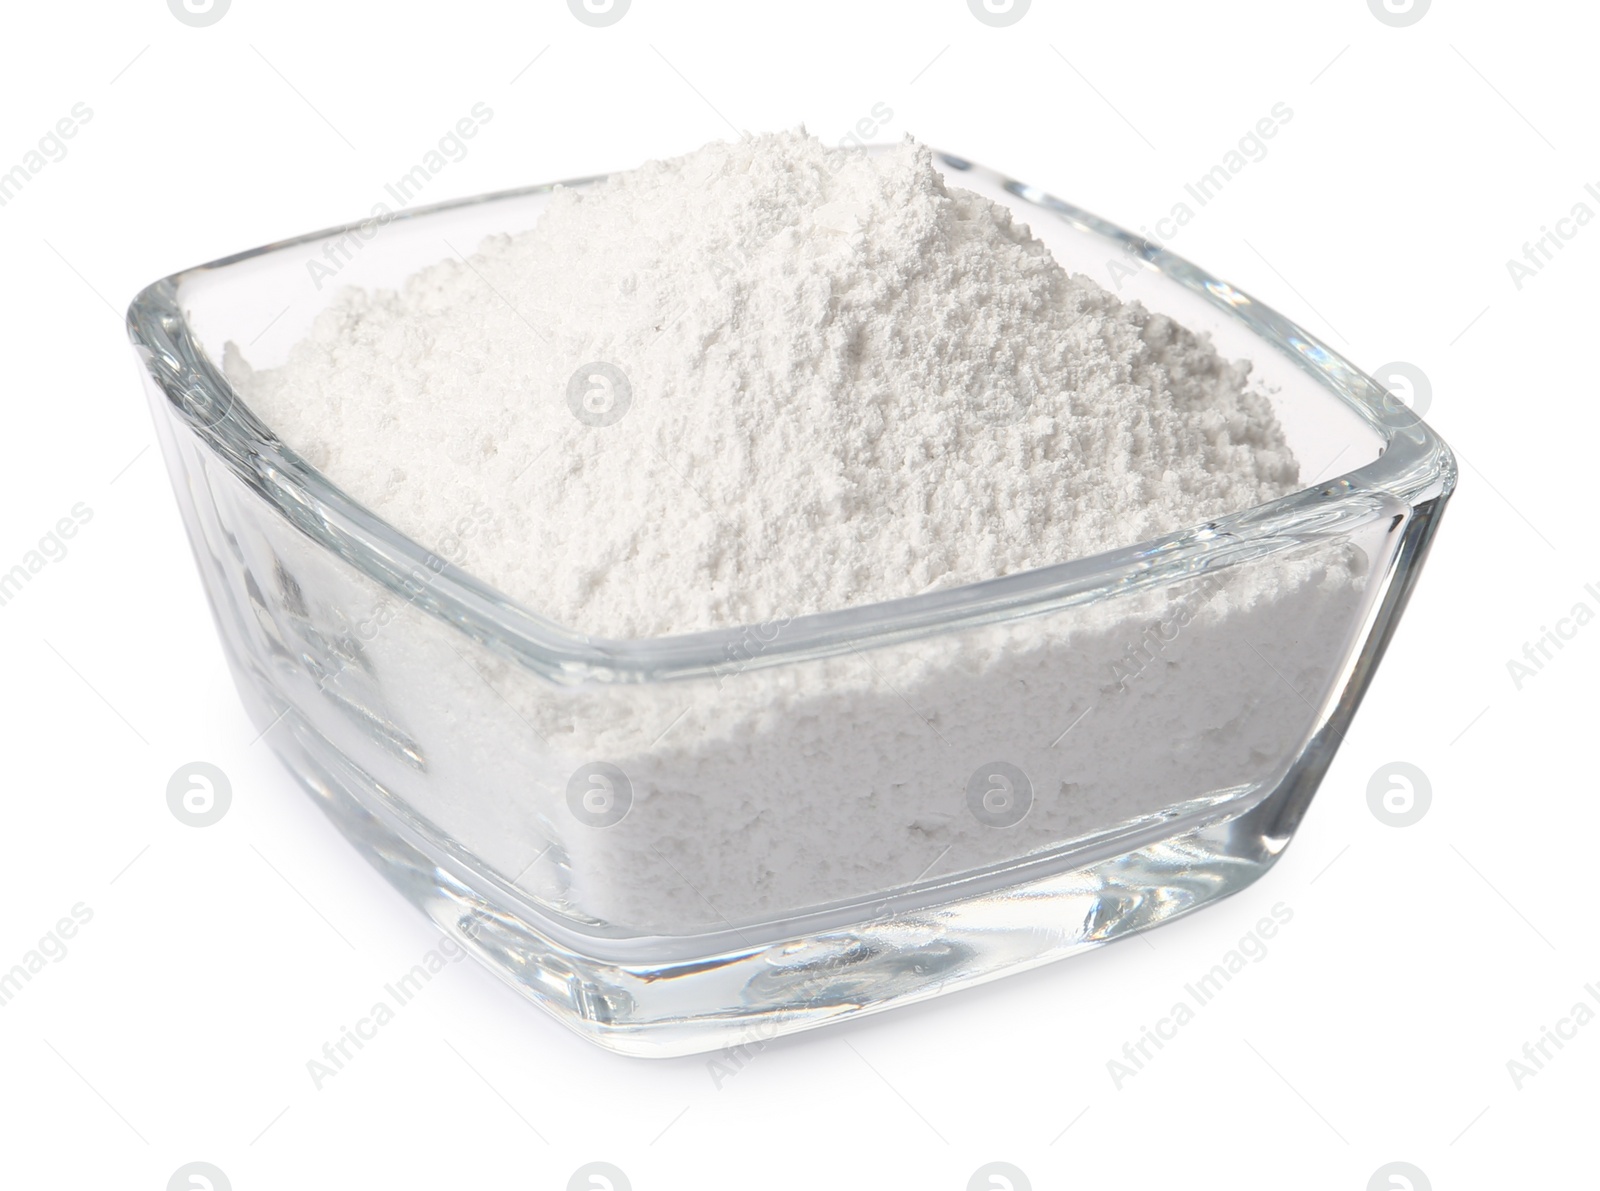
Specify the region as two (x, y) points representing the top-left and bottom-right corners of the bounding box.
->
(128, 150), (1455, 1057)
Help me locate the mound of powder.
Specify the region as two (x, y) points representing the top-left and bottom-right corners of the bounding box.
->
(211, 130), (1369, 935)
(226, 130), (1298, 639)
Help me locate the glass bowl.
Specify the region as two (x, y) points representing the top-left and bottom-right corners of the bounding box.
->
(127, 149), (1455, 1057)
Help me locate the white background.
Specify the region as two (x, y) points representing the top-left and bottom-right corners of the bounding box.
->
(1, 1), (1594, 1188)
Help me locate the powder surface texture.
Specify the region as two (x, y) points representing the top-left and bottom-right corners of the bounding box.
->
(219, 132), (1366, 935)
(228, 131), (1298, 639)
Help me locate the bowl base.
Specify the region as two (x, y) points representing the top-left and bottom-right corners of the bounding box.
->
(262, 690), (1311, 1058)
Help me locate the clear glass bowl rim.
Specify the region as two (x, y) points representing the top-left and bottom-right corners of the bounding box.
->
(126, 148), (1458, 686)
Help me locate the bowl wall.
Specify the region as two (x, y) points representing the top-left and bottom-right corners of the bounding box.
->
(130, 152), (1454, 1055)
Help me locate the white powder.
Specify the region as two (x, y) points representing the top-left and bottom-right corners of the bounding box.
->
(228, 131), (1298, 640)
(225, 132), (1367, 935)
